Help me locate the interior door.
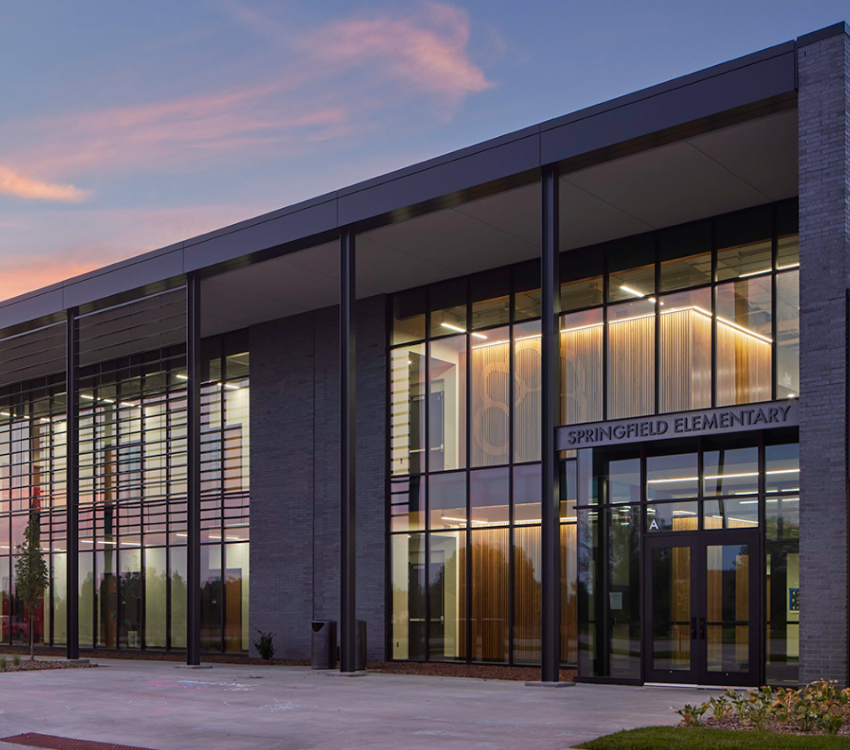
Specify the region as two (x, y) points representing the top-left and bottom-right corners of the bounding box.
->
(644, 530), (760, 686)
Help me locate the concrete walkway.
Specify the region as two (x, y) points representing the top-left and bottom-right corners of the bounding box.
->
(0, 659), (717, 749)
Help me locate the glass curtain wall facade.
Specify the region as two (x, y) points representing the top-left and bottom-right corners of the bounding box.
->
(0, 324), (66, 648)
(389, 261), (578, 665)
(389, 199), (799, 672)
(0, 289), (250, 655)
(575, 434), (799, 684)
(561, 199), (799, 422)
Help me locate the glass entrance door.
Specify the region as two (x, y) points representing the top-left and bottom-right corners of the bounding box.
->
(644, 530), (760, 686)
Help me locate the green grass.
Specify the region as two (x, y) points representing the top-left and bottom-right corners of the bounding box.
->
(575, 726), (850, 749)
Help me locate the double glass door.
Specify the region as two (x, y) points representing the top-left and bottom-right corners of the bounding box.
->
(644, 530), (760, 686)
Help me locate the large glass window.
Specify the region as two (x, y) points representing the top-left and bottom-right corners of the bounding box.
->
(429, 337), (466, 472)
(776, 271), (799, 399)
(561, 309), (603, 425)
(391, 344), (425, 476)
(715, 277), (772, 406)
(608, 299), (656, 419)
(388, 199), (799, 670)
(659, 288), (712, 413)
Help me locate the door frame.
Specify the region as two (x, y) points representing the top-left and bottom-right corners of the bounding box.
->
(643, 527), (762, 686)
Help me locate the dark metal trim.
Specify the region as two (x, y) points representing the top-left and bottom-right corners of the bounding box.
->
(340, 227), (357, 672)
(65, 307), (80, 660)
(540, 164), (561, 681)
(186, 274), (201, 665)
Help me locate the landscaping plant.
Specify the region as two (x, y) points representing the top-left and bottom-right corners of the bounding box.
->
(14, 511), (49, 660)
(13, 654), (20, 667)
(0, 656), (6, 670)
(254, 630), (276, 661)
(677, 681), (850, 736)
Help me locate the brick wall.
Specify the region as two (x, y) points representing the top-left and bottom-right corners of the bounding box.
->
(798, 31), (850, 684)
(249, 295), (387, 661)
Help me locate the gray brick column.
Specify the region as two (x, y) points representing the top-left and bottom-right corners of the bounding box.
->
(249, 311), (316, 659)
(798, 29), (850, 685)
(250, 296), (387, 661)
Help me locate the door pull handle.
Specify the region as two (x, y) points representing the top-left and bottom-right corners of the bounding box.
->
(690, 617), (697, 640)
(699, 617), (706, 640)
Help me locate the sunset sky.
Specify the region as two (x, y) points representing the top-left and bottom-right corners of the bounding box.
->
(0, 1), (842, 301)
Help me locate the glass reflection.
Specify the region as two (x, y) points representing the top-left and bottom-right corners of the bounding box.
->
(429, 472), (466, 530)
(514, 320), (541, 463)
(390, 476), (425, 532)
(429, 531), (466, 661)
(429, 336), (467, 471)
(704, 446), (758, 496)
(646, 452), (698, 501)
(706, 544), (750, 673)
(651, 545), (691, 671)
(646, 502), (699, 532)
(514, 464), (541, 525)
(471, 327), (510, 467)
(715, 277), (772, 406)
(429, 278), (467, 339)
(776, 271), (799, 399)
(391, 534), (425, 660)
(391, 345), (426, 475)
(470, 468), (509, 526)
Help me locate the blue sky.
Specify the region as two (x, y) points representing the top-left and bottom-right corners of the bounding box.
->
(0, 1), (843, 300)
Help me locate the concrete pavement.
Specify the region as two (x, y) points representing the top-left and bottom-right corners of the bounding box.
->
(0, 659), (716, 749)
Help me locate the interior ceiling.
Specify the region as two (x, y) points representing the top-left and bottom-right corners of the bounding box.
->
(202, 109), (798, 337)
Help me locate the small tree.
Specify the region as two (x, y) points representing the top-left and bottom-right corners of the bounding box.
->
(15, 512), (48, 660)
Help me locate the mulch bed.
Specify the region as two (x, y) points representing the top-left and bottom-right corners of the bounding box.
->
(370, 661), (576, 682)
(4, 648), (574, 682)
(0, 659), (97, 673)
(700, 717), (850, 737)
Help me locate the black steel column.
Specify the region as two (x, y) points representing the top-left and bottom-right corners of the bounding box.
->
(541, 164), (561, 681)
(66, 308), (80, 660)
(340, 228), (357, 672)
(186, 276), (202, 665)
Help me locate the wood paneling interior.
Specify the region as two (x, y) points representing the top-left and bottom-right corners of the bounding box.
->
(716, 321), (771, 406)
(660, 309), (712, 413)
(608, 315), (655, 419)
(471, 528), (509, 661)
(561, 325), (603, 425)
(514, 525), (541, 663)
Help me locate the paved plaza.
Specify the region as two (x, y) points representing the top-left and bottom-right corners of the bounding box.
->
(0, 659), (719, 749)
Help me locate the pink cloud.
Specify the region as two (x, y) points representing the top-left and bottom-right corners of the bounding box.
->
(0, 165), (90, 202)
(306, 3), (492, 101)
(0, 3), (492, 181)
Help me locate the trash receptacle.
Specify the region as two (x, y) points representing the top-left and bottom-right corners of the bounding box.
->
(355, 620), (367, 671)
(311, 620), (337, 669)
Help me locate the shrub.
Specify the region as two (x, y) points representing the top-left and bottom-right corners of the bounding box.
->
(0, 656), (6, 670)
(677, 680), (850, 735)
(12, 654), (20, 667)
(676, 703), (708, 727)
(254, 630), (275, 661)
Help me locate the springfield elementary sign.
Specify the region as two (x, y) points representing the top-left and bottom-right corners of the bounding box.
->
(557, 401), (798, 449)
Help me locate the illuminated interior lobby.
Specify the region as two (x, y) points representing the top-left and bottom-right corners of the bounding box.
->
(0, 22), (849, 687)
